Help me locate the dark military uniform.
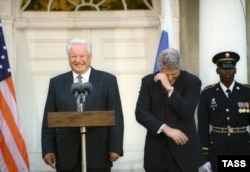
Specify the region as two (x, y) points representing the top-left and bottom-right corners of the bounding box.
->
(198, 82), (250, 170)
(197, 51), (250, 171)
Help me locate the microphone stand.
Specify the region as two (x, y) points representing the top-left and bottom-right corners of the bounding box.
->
(77, 93), (87, 172)
(72, 82), (92, 172)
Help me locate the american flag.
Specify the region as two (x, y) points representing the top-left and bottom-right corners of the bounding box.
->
(0, 20), (29, 171)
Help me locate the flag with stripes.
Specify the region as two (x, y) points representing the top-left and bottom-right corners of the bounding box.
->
(0, 20), (30, 171)
(153, 0), (171, 73)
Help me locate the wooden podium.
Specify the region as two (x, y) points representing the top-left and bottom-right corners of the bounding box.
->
(48, 110), (115, 172)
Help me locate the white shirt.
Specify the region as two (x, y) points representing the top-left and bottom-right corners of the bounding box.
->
(219, 81), (235, 98)
(72, 68), (91, 83)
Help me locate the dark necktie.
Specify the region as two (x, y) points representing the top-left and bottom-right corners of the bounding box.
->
(226, 89), (231, 98)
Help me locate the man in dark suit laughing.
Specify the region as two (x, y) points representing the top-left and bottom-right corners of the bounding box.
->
(41, 38), (124, 172)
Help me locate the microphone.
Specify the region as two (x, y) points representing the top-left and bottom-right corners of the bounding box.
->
(82, 82), (93, 97)
(71, 83), (82, 98)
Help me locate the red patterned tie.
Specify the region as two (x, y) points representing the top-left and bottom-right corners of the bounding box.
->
(165, 91), (169, 123)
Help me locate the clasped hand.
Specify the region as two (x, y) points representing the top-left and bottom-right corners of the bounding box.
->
(162, 125), (189, 145)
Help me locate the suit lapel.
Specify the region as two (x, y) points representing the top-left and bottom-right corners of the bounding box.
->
(84, 68), (100, 110)
(63, 71), (76, 110)
(213, 83), (229, 103)
(230, 82), (241, 101)
(154, 81), (166, 122)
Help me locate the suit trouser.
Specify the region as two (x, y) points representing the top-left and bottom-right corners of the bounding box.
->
(57, 168), (110, 172)
(146, 144), (182, 172)
(56, 158), (111, 172)
(57, 161), (111, 172)
(159, 145), (182, 172)
(56, 146), (111, 172)
(56, 158), (81, 172)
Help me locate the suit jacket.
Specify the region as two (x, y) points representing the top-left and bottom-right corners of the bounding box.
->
(197, 82), (250, 171)
(41, 67), (124, 170)
(135, 70), (205, 172)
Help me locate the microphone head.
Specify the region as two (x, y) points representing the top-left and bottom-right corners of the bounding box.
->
(71, 83), (82, 97)
(82, 82), (93, 95)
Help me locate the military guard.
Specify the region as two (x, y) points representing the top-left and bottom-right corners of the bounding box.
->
(197, 51), (250, 172)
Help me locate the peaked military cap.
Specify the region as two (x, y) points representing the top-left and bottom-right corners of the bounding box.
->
(212, 51), (240, 68)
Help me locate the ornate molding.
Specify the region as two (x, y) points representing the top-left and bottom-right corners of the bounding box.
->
(14, 16), (159, 29)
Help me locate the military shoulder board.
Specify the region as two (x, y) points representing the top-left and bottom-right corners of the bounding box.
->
(239, 83), (250, 88)
(203, 84), (216, 91)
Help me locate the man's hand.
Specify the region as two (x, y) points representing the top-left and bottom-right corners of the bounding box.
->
(162, 125), (188, 145)
(109, 152), (120, 162)
(43, 153), (57, 169)
(154, 73), (172, 91)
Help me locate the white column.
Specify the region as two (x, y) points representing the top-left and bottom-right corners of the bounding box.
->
(199, 0), (247, 88)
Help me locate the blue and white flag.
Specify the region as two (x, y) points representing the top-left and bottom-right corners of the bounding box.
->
(153, 0), (171, 73)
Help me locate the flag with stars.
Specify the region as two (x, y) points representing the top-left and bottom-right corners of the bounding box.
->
(0, 20), (30, 171)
